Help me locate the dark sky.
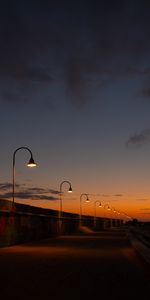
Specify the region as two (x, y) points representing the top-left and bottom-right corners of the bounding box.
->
(1, 0), (150, 106)
(1, 0), (150, 221)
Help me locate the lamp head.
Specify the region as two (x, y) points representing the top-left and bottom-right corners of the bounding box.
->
(86, 196), (89, 202)
(99, 202), (102, 207)
(68, 186), (72, 193)
(27, 156), (37, 167)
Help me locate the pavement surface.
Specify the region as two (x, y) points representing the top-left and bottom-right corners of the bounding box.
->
(126, 229), (150, 265)
(0, 228), (150, 300)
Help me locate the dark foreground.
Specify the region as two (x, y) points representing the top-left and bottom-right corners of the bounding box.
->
(0, 228), (150, 299)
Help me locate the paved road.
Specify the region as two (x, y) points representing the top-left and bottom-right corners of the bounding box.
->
(0, 229), (150, 299)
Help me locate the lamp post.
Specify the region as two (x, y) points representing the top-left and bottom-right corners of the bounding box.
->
(103, 203), (111, 229)
(111, 206), (117, 227)
(59, 180), (72, 234)
(79, 193), (89, 227)
(103, 203), (111, 214)
(94, 200), (102, 227)
(12, 147), (37, 208)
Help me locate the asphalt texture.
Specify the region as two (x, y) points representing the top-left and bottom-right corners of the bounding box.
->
(0, 228), (150, 300)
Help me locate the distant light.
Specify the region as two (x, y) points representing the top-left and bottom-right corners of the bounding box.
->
(99, 202), (102, 207)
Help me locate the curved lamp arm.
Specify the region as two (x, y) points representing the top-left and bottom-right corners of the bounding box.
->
(94, 200), (102, 219)
(60, 180), (72, 194)
(79, 193), (89, 226)
(59, 180), (72, 218)
(12, 147), (37, 207)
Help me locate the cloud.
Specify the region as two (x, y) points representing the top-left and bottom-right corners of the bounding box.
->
(136, 199), (148, 202)
(0, 182), (19, 190)
(0, 192), (57, 201)
(14, 67), (52, 83)
(100, 193), (122, 198)
(140, 208), (150, 211)
(65, 58), (89, 107)
(0, 13), (56, 104)
(0, 182), (59, 201)
(126, 128), (150, 147)
(28, 187), (60, 195)
(140, 208), (150, 215)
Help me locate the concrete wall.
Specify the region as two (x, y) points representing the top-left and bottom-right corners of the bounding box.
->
(0, 199), (123, 247)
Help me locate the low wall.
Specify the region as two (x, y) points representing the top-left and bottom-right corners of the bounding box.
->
(0, 200), (123, 247)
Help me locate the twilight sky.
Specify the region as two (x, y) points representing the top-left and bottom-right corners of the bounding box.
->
(1, 0), (150, 221)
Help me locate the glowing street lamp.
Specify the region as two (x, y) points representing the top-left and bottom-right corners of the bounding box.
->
(79, 193), (89, 227)
(12, 147), (37, 208)
(104, 203), (111, 211)
(59, 180), (72, 234)
(94, 200), (102, 227)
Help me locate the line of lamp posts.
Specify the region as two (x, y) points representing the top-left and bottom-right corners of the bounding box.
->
(79, 194), (130, 229)
(11, 146), (132, 235)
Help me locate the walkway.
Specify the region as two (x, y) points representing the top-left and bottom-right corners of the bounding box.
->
(0, 228), (150, 299)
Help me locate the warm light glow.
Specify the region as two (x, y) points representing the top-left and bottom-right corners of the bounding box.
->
(27, 163), (37, 167)
(27, 157), (37, 167)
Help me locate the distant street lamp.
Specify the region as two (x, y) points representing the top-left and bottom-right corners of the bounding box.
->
(104, 203), (111, 211)
(79, 193), (89, 227)
(111, 206), (118, 227)
(121, 212), (132, 222)
(103, 203), (111, 229)
(12, 147), (37, 208)
(94, 200), (102, 227)
(59, 180), (72, 234)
